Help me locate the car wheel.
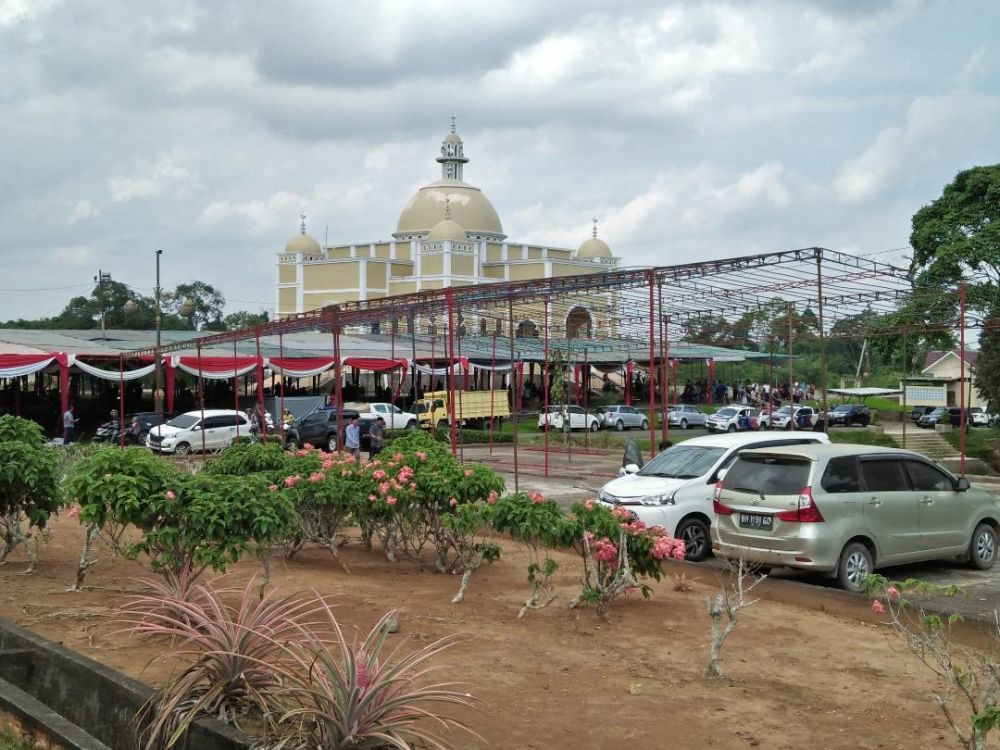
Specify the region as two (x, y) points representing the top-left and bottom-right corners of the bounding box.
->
(641, 419), (649, 431)
(326, 434), (338, 452)
(589, 421), (599, 432)
(175, 442), (191, 456)
(438, 419), (449, 429)
(680, 418), (688, 430)
(285, 437), (298, 451)
(406, 420), (417, 431)
(676, 518), (711, 562)
(969, 523), (997, 570)
(836, 542), (873, 594)
(727, 424), (736, 433)
(615, 420), (624, 432)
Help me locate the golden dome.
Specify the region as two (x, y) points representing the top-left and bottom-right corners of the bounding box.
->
(395, 180), (504, 238)
(285, 233), (321, 254)
(577, 218), (612, 259)
(427, 217), (467, 242)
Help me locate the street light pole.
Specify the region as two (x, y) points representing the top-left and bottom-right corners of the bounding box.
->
(154, 249), (163, 414)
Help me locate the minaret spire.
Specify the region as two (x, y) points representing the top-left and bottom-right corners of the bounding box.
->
(592, 217), (599, 238)
(437, 117), (469, 180)
(300, 213), (307, 235)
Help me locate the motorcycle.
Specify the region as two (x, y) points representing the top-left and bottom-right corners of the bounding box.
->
(92, 419), (121, 443)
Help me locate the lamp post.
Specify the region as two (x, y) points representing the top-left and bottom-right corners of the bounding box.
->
(154, 249), (164, 413)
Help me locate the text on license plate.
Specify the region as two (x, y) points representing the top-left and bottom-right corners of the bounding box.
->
(739, 513), (773, 530)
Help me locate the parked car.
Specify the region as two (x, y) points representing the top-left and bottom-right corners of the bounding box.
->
(284, 407), (367, 451)
(711, 444), (1000, 592)
(910, 405), (935, 424)
(762, 405), (822, 430)
(970, 407), (990, 427)
(597, 405), (649, 431)
(705, 406), (760, 433)
(147, 410), (251, 455)
(917, 406), (959, 428)
(127, 411), (173, 443)
(537, 405), (600, 432)
(825, 404), (871, 427)
(667, 404), (708, 430)
(597, 431), (830, 561)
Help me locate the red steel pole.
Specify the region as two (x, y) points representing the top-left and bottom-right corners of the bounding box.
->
(118, 354), (125, 448)
(489, 330), (497, 455)
(197, 341), (206, 454)
(232, 339), (240, 440)
(332, 310), (344, 454)
(648, 269), (656, 453)
(960, 282), (966, 476)
(543, 295), (550, 477)
(508, 292), (519, 493)
(279, 333), (287, 444)
(445, 288), (458, 455)
(663, 317), (670, 445)
(254, 328), (265, 434)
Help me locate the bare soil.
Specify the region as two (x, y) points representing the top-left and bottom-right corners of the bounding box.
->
(0, 517), (980, 749)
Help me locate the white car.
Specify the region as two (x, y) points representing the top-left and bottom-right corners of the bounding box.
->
(597, 431), (830, 561)
(667, 405), (708, 430)
(365, 402), (418, 430)
(538, 406), (600, 432)
(970, 408), (990, 427)
(705, 406), (760, 433)
(762, 405), (821, 430)
(147, 409), (251, 455)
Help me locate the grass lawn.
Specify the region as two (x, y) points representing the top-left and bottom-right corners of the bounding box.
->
(828, 429), (897, 448)
(943, 427), (1000, 460)
(0, 732), (29, 750)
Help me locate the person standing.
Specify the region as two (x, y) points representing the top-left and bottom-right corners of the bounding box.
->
(345, 415), (361, 459)
(368, 416), (385, 460)
(62, 405), (78, 444)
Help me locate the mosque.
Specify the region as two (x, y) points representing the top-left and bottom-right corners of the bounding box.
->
(275, 120), (620, 329)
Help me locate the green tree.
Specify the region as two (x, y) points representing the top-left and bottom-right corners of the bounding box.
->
(974, 308), (1000, 416)
(223, 310), (270, 330)
(169, 281), (226, 330)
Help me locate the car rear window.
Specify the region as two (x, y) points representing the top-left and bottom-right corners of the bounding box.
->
(723, 455), (811, 496)
(820, 456), (862, 493)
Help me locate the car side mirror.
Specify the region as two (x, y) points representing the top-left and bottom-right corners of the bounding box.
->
(955, 477), (970, 492)
(623, 463), (640, 475)
(191, 425), (201, 431)
(716, 468), (729, 482)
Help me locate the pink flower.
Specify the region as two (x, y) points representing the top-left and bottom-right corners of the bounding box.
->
(584, 499), (596, 511)
(387, 497), (398, 506)
(67, 506), (81, 519)
(268, 484), (278, 492)
(284, 474), (301, 487)
(303, 443), (314, 451)
(379, 482), (390, 495)
(321, 459), (335, 469)
(373, 469), (387, 480)
(368, 494), (377, 502)
(593, 537), (618, 563)
(165, 490), (176, 500)
(886, 585), (901, 601)
(871, 599), (885, 615)
(487, 490), (499, 505)
(308, 472), (325, 483)
(409, 482), (416, 490)
(416, 451), (428, 461)
(464, 469), (474, 478)
(296, 449), (309, 457)
(527, 490), (545, 504)
(393, 452), (405, 461)
(449, 498), (458, 507)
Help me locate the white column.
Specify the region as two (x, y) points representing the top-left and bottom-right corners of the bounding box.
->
(295, 253), (304, 313)
(359, 258), (368, 301)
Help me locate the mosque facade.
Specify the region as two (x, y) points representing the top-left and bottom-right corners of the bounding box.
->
(275, 122), (619, 334)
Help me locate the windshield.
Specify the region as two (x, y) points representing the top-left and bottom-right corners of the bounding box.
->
(930, 408), (948, 416)
(832, 405), (852, 412)
(775, 406), (792, 416)
(638, 445), (726, 479)
(715, 408), (737, 418)
(166, 414), (199, 429)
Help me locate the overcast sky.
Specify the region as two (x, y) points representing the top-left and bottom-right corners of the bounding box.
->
(1, 0), (997, 322)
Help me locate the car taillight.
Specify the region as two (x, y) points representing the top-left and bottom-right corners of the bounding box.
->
(712, 481), (733, 515)
(776, 487), (825, 523)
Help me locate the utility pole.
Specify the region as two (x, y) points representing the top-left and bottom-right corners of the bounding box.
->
(154, 250), (164, 413)
(93, 269), (112, 338)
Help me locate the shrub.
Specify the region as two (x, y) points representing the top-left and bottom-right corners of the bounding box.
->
(202, 441), (294, 476)
(0, 415), (61, 572)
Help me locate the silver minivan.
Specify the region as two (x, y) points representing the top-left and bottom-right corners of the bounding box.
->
(711, 444), (1000, 592)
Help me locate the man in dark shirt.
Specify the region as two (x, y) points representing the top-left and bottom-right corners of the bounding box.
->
(368, 417), (385, 459)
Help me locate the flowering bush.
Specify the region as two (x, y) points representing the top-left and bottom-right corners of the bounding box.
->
(566, 500), (686, 620)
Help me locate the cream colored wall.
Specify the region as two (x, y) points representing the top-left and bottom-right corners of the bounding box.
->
(452, 255), (474, 277)
(389, 280), (418, 295)
(485, 243), (503, 262)
(550, 261), (604, 278)
(278, 287), (297, 312)
(304, 291), (355, 308)
(367, 261), (387, 288)
(304, 263), (360, 289)
(481, 265), (505, 280)
(548, 247), (574, 259)
(508, 262), (545, 281)
(374, 243), (391, 259)
(278, 264), (296, 284)
(390, 262), (413, 277)
(422, 254), (444, 276)
(327, 246), (353, 259)
(394, 242), (412, 261)
(527, 247), (543, 259)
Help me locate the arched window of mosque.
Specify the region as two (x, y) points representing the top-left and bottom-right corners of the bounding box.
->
(516, 320), (538, 339)
(566, 307), (594, 340)
(479, 318), (488, 336)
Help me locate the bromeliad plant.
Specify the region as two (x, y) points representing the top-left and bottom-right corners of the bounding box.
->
(0, 415), (60, 573)
(123, 578), (330, 750)
(567, 499), (686, 621)
(268, 602), (480, 750)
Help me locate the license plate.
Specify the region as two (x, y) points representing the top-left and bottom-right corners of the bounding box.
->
(738, 513), (773, 530)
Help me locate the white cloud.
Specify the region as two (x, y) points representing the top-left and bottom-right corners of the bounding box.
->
(69, 200), (97, 222)
(107, 153), (202, 203)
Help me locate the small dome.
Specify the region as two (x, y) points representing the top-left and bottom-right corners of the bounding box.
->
(427, 218), (467, 242)
(285, 233), (321, 254)
(578, 237), (612, 259)
(443, 131), (462, 144)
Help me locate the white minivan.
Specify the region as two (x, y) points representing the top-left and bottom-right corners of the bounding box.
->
(598, 431), (830, 561)
(147, 409), (250, 455)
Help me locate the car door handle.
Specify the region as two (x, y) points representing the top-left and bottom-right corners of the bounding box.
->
(867, 498), (882, 507)
(920, 497), (934, 505)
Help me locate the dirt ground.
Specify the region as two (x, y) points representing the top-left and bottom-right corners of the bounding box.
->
(0, 517), (985, 750)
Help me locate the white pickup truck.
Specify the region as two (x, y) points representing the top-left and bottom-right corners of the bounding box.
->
(349, 402), (419, 430)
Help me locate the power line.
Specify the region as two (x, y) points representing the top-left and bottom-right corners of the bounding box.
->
(0, 282), (93, 293)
